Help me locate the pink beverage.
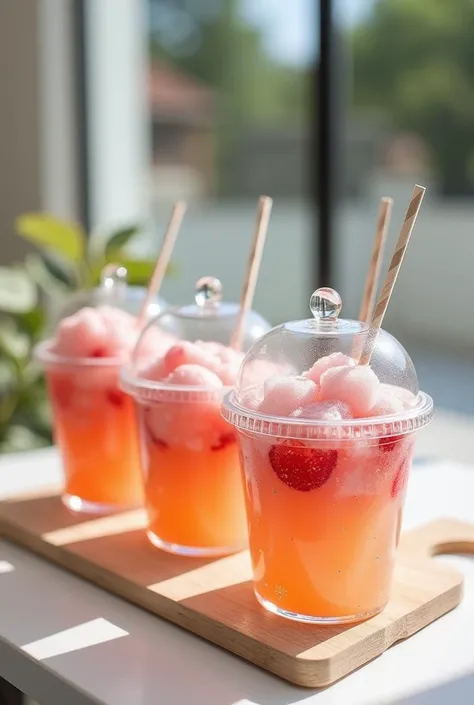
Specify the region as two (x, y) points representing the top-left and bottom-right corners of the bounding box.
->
(120, 276), (272, 556)
(222, 288), (433, 623)
(35, 303), (176, 513)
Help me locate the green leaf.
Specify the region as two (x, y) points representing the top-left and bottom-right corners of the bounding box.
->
(17, 306), (46, 340)
(0, 425), (51, 454)
(0, 267), (37, 314)
(24, 253), (70, 296)
(0, 358), (16, 389)
(0, 324), (30, 362)
(91, 258), (155, 286)
(117, 258), (156, 285)
(40, 251), (78, 288)
(104, 225), (141, 259)
(16, 213), (84, 263)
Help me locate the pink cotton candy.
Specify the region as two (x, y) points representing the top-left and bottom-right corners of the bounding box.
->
(140, 340), (243, 385)
(258, 375), (318, 416)
(303, 352), (355, 384)
(291, 400), (353, 421)
(136, 327), (176, 361)
(380, 383), (418, 410)
(318, 365), (380, 417)
(240, 387), (264, 411)
(144, 397), (228, 452)
(50, 304), (176, 362)
(165, 364), (223, 389)
(368, 389), (404, 417)
(52, 307), (116, 358)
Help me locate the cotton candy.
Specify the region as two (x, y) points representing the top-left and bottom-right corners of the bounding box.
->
(303, 352), (355, 384)
(258, 375), (318, 416)
(318, 365), (380, 417)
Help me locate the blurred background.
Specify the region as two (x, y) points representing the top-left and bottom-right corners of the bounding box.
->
(0, 0), (473, 454)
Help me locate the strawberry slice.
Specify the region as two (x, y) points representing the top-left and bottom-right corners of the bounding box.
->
(269, 442), (337, 492)
(211, 432), (236, 451)
(51, 380), (73, 410)
(379, 434), (404, 453)
(391, 459), (409, 498)
(91, 347), (107, 358)
(106, 389), (126, 407)
(143, 409), (168, 448)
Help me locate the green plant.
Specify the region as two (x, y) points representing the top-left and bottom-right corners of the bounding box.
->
(16, 213), (175, 296)
(0, 213), (177, 454)
(0, 266), (52, 452)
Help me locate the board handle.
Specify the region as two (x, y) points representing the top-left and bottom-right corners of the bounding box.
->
(399, 519), (474, 560)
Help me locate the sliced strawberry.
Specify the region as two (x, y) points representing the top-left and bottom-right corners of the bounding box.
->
(149, 435), (168, 449)
(268, 442), (337, 492)
(391, 459), (409, 498)
(379, 434), (404, 453)
(143, 409), (168, 448)
(51, 381), (73, 410)
(106, 389), (126, 407)
(211, 432), (236, 451)
(91, 347), (107, 358)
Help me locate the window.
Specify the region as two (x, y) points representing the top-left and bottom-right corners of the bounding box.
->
(335, 0), (474, 415)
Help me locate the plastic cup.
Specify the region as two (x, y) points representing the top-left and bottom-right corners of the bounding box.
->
(125, 382), (247, 556)
(36, 343), (143, 513)
(120, 276), (272, 556)
(222, 287), (434, 623)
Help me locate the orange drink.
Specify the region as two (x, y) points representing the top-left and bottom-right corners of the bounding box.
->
(134, 395), (247, 555)
(120, 275), (271, 556)
(222, 287), (434, 623)
(236, 432), (414, 621)
(41, 352), (143, 513)
(35, 302), (176, 514)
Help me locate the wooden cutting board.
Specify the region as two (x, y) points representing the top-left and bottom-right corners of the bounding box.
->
(0, 486), (470, 688)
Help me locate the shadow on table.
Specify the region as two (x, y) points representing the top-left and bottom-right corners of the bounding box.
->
(0, 493), (110, 534)
(179, 580), (352, 657)
(387, 670), (474, 705)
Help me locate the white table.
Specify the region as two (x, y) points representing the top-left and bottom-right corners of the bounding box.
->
(0, 410), (473, 705)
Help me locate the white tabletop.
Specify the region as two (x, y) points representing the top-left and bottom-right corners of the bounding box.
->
(0, 411), (474, 705)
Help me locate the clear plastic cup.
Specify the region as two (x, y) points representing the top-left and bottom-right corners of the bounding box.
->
(35, 345), (143, 514)
(120, 276), (272, 556)
(35, 265), (168, 514)
(222, 287), (434, 624)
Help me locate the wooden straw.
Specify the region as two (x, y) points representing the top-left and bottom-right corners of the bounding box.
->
(137, 201), (187, 329)
(359, 185), (425, 365)
(358, 197), (393, 323)
(230, 195), (273, 351)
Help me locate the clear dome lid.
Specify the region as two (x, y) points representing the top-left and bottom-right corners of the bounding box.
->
(120, 276), (272, 404)
(222, 287), (433, 440)
(47, 263), (167, 332)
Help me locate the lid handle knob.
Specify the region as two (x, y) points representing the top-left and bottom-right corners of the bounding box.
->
(309, 287), (342, 321)
(195, 276), (223, 309)
(99, 263), (128, 303)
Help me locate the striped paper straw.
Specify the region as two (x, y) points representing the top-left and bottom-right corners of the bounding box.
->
(359, 185), (425, 365)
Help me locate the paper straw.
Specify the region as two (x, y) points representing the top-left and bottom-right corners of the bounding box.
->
(230, 196), (273, 351)
(359, 185), (425, 365)
(358, 197), (393, 323)
(137, 201), (187, 329)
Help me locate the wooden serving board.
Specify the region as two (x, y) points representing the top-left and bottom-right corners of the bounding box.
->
(0, 486), (470, 688)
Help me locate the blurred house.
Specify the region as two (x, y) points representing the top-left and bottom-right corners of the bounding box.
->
(147, 62), (215, 203)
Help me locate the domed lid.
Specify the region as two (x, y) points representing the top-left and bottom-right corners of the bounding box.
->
(48, 263), (167, 332)
(119, 276), (271, 404)
(222, 287), (433, 440)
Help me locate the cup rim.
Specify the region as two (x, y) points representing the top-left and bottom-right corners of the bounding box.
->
(119, 366), (230, 404)
(34, 340), (127, 368)
(221, 389), (434, 441)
